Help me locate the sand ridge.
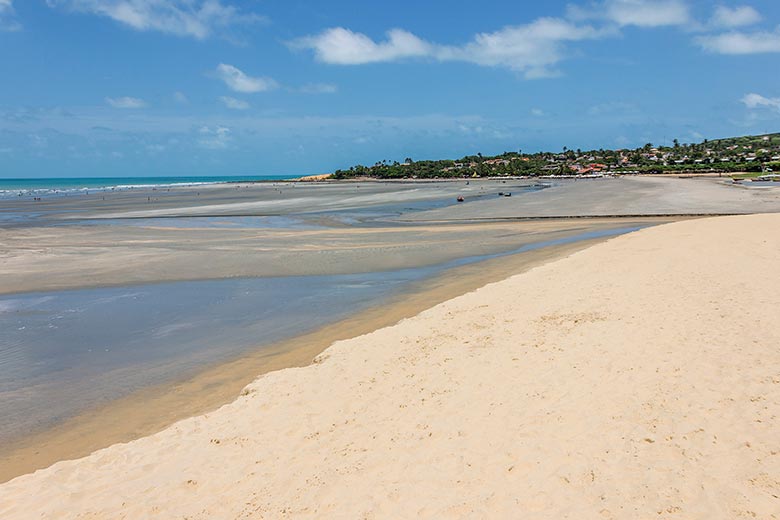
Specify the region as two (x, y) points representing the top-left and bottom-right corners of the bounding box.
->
(1, 214), (779, 518)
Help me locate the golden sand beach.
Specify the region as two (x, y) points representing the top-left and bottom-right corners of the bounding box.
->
(2, 213), (779, 518)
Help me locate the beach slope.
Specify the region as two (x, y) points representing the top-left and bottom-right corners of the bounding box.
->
(2, 214), (779, 519)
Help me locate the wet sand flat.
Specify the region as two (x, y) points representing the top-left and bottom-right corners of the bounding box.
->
(1, 218), (655, 295)
(402, 176), (780, 221)
(0, 178), (531, 223)
(5, 175), (778, 295)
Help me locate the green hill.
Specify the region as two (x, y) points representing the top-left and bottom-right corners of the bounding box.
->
(332, 133), (780, 179)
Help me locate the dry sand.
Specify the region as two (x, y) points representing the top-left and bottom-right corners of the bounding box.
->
(403, 176), (780, 221)
(2, 213), (779, 518)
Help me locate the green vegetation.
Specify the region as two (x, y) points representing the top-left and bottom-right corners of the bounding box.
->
(332, 133), (780, 179)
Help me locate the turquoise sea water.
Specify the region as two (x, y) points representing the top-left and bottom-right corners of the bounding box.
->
(0, 175), (299, 195)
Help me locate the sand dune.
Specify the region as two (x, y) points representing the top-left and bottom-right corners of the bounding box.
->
(2, 214), (779, 518)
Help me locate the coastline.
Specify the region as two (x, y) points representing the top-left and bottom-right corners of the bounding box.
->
(2, 175), (779, 498)
(0, 228), (635, 482)
(2, 213), (779, 518)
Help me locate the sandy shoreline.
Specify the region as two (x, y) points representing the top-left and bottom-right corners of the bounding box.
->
(0, 177), (677, 481)
(0, 229), (641, 482)
(2, 214), (779, 518)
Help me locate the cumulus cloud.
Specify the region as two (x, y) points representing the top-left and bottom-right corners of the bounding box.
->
(293, 18), (610, 79)
(290, 3), (779, 77)
(438, 19), (609, 77)
(292, 27), (432, 65)
(710, 6), (761, 29)
(696, 30), (780, 54)
(219, 96), (249, 110)
(0, 0), (21, 31)
(48, 0), (263, 39)
(741, 93), (780, 112)
(215, 63), (278, 93)
(198, 125), (231, 149)
(568, 0), (690, 28)
(106, 96), (146, 109)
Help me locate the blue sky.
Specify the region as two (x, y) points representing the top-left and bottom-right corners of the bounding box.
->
(1, 0), (779, 177)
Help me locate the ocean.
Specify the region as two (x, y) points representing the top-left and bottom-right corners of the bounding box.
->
(0, 175), (299, 198)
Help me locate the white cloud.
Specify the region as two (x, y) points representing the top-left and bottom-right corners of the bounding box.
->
(605, 0), (689, 27)
(568, 0), (690, 28)
(530, 108), (545, 117)
(0, 0), (21, 31)
(292, 27), (432, 65)
(106, 96), (146, 109)
(173, 91), (188, 104)
(198, 125), (231, 149)
(219, 96), (250, 110)
(299, 83), (338, 94)
(215, 63), (277, 93)
(48, 0), (263, 39)
(710, 6), (761, 28)
(696, 30), (780, 54)
(293, 19), (610, 78)
(741, 93), (780, 112)
(439, 19), (608, 77)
